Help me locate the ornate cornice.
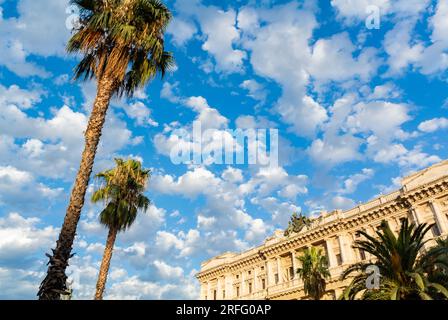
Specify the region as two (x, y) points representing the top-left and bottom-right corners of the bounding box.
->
(196, 172), (448, 282)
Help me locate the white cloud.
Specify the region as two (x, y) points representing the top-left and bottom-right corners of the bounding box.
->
(382, 0), (448, 76)
(0, 85), (139, 180)
(418, 117), (448, 133)
(161, 82), (182, 104)
(240, 79), (267, 104)
(167, 17), (197, 46)
(0, 213), (58, 266)
(197, 215), (217, 229)
(339, 168), (374, 195)
(196, 7), (246, 73)
(105, 274), (198, 300)
(122, 101), (158, 127)
(0, 0), (70, 77)
(151, 167), (221, 199)
(309, 32), (380, 84)
(331, 0), (430, 22)
(185, 96), (229, 130)
(373, 143), (441, 170)
(173, 1), (246, 73)
(0, 84), (44, 109)
(0, 267), (44, 299)
(153, 260), (184, 279)
(0, 166), (63, 207)
(251, 197), (300, 227)
(331, 195), (356, 211)
(221, 167), (244, 183)
(238, 4), (381, 138)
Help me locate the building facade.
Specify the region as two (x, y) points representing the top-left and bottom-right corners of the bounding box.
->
(196, 160), (448, 300)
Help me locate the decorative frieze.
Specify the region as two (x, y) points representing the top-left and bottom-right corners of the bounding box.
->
(197, 161), (448, 299)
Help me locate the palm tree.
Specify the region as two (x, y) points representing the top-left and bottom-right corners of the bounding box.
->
(423, 236), (448, 299)
(38, 0), (173, 300)
(91, 158), (150, 300)
(296, 246), (331, 300)
(340, 219), (448, 300)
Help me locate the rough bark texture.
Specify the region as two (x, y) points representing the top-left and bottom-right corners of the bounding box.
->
(38, 76), (115, 300)
(94, 227), (118, 300)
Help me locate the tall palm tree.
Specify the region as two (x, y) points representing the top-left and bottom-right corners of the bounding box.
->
(296, 246), (331, 300)
(340, 219), (448, 300)
(38, 0), (174, 300)
(91, 158), (150, 300)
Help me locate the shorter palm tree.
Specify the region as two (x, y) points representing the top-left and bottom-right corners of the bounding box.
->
(423, 236), (448, 298)
(340, 219), (448, 300)
(91, 158), (150, 300)
(296, 246), (331, 300)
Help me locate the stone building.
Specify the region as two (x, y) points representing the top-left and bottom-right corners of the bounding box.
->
(196, 160), (448, 300)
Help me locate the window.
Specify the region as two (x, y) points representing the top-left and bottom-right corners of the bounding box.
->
(359, 249), (366, 261)
(399, 217), (406, 227)
(261, 279), (266, 290)
(289, 267), (294, 280)
(236, 274), (239, 280)
(236, 286), (240, 297)
(213, 290), (217, 300)
(261, 266), (264, 271)
(222, 290), (226, 299)
(432, 224), (441, 237)
(248, 282), (252, 294)
(336, 253), (343, 266)
(248, 270), (251, 275)
(274, 273), (279, 284)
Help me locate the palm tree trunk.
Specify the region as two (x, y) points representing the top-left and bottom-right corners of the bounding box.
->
(95, 227), (118, 300)
(38, 76), (115, 300)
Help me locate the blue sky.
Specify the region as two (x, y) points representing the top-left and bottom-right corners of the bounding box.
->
(0, 0), (448, 299)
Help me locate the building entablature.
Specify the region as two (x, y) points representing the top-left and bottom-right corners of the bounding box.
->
(196, 160), (448, 285)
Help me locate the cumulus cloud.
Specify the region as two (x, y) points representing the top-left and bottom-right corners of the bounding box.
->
(338, 168), (374, 195)
(122, 101), (159, 127)
(167, 17), (197, 46)
(0, 84), (139, 180)
(0, 0), (70, 77)
(0, 166), (63, 208)
(240, 79), (268, 105)
(418, 118), (448, 133)
(0, 213), (58, 266)
(173, 0), (247, 73)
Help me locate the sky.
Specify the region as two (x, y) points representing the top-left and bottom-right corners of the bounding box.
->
(0, 0), (447, 299)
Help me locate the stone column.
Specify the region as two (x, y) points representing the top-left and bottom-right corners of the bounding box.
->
(225, 274), (232, 299)
(326, 238), (337, 268)
(408, 207), (420, 224)
(217, 277), (222, 300)
(291, 251), (297, 279)
(338, 234), (352, 264)
(276, 257), (282, 283)
(254, 267), (258, 292)
(241, 271), (246, 296)
(265, 260), (271, 287)
(429, 200), (448, 235)
(201, 282), (207, 300)
(388, 218), (399, 235)
(206, 281), (211, 300)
